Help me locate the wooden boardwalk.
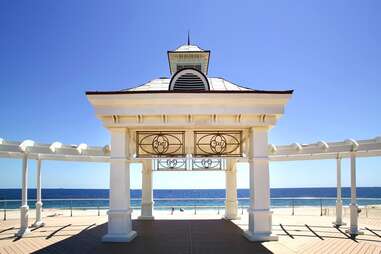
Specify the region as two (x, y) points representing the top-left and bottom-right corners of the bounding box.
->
(1, 219), (273, 254)
(0, 212), (381, 253)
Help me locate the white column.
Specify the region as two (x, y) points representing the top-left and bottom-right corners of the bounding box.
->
(346, 152), (362, 235)
(16, 155), (30, 237)
(32, 159), (44, 227)
(138, 160), (154, 220)
(243, 127), (277, 241)
(102, 128), (137, 242)
(333, 156), (345, 226)
(224, 159), (239, 220)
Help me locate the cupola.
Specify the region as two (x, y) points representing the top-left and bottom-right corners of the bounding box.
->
(167, 36), (210, 91)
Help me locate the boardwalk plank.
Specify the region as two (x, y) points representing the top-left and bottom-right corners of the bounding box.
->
(2, 214), (381, 254)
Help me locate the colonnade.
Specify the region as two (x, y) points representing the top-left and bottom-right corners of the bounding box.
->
(13, 128), (363, 240)
(101, 127), (276, 242)
(333, 152), (362, 236)
(137, 158), (240, 221)
(15, 157), (43, 237)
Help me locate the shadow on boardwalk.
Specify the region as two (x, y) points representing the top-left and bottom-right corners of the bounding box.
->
(32, 219), (272, 254)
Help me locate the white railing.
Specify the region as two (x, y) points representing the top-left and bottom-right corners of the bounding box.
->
(1, 197), (381, 219)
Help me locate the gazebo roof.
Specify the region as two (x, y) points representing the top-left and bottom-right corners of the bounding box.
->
(87, 77), (293, 94)
(86, 42), (293, 95)
(175, 44), (205, 52)
(126, 77), (251, 91)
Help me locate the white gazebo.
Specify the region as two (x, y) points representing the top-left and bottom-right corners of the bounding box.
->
(1, 136), (381, 239)
(1, 40), (379, 243)
(86, 42), (293, 242)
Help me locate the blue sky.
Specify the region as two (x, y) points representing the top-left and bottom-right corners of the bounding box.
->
(0, 0), (380, 189)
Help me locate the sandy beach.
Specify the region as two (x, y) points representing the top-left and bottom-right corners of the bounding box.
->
(3, 205), (381, 219)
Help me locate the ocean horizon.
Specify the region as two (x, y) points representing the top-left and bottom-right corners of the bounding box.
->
(1, 187), (381, 199)
(1, 187), (381, 210)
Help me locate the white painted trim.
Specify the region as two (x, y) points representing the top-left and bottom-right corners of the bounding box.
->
(0, 136), (380, 164)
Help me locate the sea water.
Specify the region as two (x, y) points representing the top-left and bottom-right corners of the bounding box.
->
(0, 187), (380, 210)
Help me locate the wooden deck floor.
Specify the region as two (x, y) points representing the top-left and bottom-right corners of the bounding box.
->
(0, 212), (381, 254)
(1, 219), (273, 254)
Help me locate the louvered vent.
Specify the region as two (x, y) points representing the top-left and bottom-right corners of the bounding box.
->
(169, 68), (209, 91)
(173, 73), (206, 91)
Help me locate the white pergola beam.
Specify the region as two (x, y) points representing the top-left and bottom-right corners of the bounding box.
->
(0, 138), (110, 163)
(0, 137), (380, 164)
(269, 150), (381, 162)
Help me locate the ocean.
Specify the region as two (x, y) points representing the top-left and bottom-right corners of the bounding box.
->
(1, 187), (381, 210)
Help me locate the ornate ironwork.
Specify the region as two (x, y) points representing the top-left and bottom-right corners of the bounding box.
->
(194, 131), (242, 157)
(154, 158), (225, 171)
(155, 158), (187, 171)
(136, 131), (185, 158)
(192, 158), (225, 170)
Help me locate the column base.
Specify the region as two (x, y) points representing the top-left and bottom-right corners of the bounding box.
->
(140, 202), (154, 220)
(138, 215), (154, 220)
(245, 208), (277, 241)
(16, 205), (30, 237)
(15, 227), (30, 238)
(102, 230), (137, 243)
(223, 215), (240, 220)
(243, 230), (278, 242)
(332, 221), (346, 227)
(224, 200), (238, 220)
(345, 229), (364, 236)
(248, 208), (273, 231)
(104, 209), (136, 243)
(346, 203), (362, 236)
(333, 201), (344, 227)
(32, 220), (45, 228)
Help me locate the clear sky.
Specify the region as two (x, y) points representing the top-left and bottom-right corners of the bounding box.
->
(0, 0), (380, 189)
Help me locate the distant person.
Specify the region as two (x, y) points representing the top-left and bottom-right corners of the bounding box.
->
(171, 207), (174, 215)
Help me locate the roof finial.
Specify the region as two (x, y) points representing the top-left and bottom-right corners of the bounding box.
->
(187, 30), (190, 45)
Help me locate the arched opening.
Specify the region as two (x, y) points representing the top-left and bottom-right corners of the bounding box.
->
(169, 68), (209, 91)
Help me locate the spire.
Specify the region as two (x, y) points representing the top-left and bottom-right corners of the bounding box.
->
(187, 30), (190, 45)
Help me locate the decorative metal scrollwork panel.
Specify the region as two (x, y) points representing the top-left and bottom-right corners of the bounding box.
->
(155, 158), (187, 171)
(194, 131), (242, 157)
(154, 158), (225, 171)
(192, 158), (225, 170)
(136, 131), (185, 158)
